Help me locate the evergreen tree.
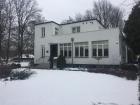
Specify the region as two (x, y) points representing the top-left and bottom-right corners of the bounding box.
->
(124, 2), (140, 55)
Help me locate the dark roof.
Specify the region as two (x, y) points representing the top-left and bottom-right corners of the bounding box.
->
(60, 19), (97, 25)
(35, 19), (105, 28)
(35, 21), (60, 26)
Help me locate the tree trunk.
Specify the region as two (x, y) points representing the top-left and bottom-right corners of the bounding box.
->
(6, 22), (12, 63)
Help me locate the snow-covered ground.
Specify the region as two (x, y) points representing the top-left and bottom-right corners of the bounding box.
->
(19, 62), (30, 67)
(0, 69), (139, 105)
(7, 61), (30, 67)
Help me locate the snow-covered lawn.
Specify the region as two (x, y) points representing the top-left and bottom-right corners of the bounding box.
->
(0, 69), (139, 105)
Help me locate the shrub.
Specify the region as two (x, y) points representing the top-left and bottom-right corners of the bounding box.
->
(57, 55), (66, 69)
(29, 60), (34, 66)
(0, 66), (12, 78)
(120, 64), (139, 72)
(0, 65), (35, 81)
(10, 69), (35, 80)
(10, 63), (21, 69)
(87, 68), (137, 80)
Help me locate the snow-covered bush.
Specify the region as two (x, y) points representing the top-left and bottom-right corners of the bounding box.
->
(0, 66), (35, 81)
(10, 69), (35, 80)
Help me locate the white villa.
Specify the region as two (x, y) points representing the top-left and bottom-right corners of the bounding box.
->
(34, 19), (127, 66)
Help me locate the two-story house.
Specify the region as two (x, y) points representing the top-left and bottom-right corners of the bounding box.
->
(34, 19), (127, 66)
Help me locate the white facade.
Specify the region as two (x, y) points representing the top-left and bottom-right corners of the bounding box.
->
(34, 19), (127, 65)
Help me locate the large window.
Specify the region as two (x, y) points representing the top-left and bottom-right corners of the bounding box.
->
(60, 43), (72, 58)
(92, 40), (109, 57)
(41, 27), (45, 38)
(74, 42), (88, 58)
(41, 45), (45, 58)
(72, 26), (80, 33)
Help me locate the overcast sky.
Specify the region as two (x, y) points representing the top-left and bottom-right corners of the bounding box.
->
(36, 0), (135, 23)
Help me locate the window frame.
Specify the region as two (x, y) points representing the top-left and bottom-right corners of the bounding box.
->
(55, 27), (59, 35)
(41, 45), (45, 58)
(72, 26), (80, 33)
(74, 42), (89, 58)
(59, 43), (72, 58)
(92, 40), (109, 58)
(41, 27), (45, 38)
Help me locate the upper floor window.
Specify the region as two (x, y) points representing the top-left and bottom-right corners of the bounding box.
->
(74, 42), (88, 58)
(41, 27), (45, 38)
(55, 27), (59, 35)
(72, 26), (80, 33)
(92, 40), (109, 58)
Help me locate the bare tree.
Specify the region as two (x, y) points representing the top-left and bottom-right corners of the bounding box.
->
(75, 13), (83, 21)
(13, 0), (40, 59)
(61, 16), (74, 24)
(93, 0), (123, 28)
(83, 10), (94, 20)
(5, 0), (15, 63)
(23, 15), (45, 54)
(0, 0), (6, 61)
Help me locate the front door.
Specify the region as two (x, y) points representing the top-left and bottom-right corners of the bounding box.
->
(50, 44), (58, 58)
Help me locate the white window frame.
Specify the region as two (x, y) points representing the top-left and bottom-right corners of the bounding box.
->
(41, 27), (45, 38)
(60, 43), (72, 58)
(72, 26), (80, 33)
(41, 45), (45, 58)
(74, 42), (89, 58)
(92, 40), (109, 58)
(55, 27), (59, 35)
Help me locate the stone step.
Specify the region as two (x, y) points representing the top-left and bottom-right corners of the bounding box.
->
(33, 63), (50, 69)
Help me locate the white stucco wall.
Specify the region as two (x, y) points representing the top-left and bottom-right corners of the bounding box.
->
(60, 20), (104, 35)
(34, 20), (122, 65)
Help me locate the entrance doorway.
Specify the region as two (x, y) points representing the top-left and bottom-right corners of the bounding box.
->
(50, 44), (58, 58)
(50, 44), (58, 68)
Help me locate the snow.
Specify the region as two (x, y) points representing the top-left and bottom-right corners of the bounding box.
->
(7, 61), (30, 67)
(19, 62), (30, 67)
(0, 69), (139, 105)
(22, 54), (34, 58)
(64, 67), (88, 71)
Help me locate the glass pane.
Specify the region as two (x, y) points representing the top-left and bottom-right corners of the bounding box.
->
(75, 47), (79, 57)
(85, 48), (88, 57)
(68, 47), (72, 57)
(93, 49), (97, 56)
(98, 49), (102, 56)
(77, 27), (80, 32)
(64, 47), (67, 57)
(72, 27), (76, 33)
(68, 50), (71, 57)
(104, 49), (108, 57)
(80, 47), (84, 57)
(60, 50), (63, 56)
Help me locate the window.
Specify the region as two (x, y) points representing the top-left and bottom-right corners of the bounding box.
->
(41, 45), (45, 58)
(75, 46), (79, 57)
(60, 43), (72, 58)
(92, 40), (109, 57)
(74, 42), (88, 58)
(41, 27), (45, 38)
(55, 27), (59, 35)
(85, 46), (89, 57)
(72, 26), (80, 33)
